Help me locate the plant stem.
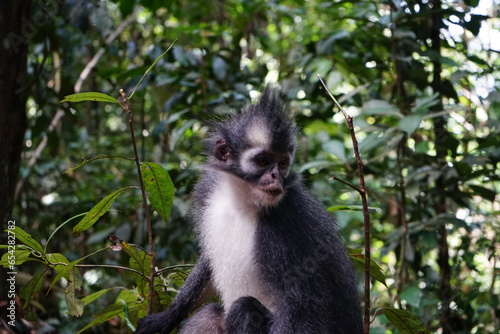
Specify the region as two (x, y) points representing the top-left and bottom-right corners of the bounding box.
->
(75, 263), (147, 278)
(318, 74), (371, 334)
(330, 176), (363, 194)
(119, 89), (156, 314)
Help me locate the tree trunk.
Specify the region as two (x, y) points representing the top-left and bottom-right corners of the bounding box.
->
(430, 0), (453, 333)
(0, 1), (31, 229)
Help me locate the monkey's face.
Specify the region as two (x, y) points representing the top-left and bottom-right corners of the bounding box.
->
(206, 88), (297, 208)
(212, 138), (293, 208)
(240, 147), (292, 206)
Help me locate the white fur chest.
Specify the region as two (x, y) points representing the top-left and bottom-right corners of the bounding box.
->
(199, 173), (273, 311)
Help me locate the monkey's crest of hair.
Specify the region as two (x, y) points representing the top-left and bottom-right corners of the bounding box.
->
(205, 88), (298, 162)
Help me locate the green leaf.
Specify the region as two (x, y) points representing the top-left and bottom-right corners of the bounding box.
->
(73, 187), (132, 236)
(399, 286), (422, 308)
(361, 100), (402, 117)
(307, 58), (333, 83)
(81, 288), (115, 306)
(47, 253), (70, 273)
(115, 288), (140, 304)
(398, 115), (422, 135)
(118, 0), (135, 16)
(48, 247), (108, 294)
(47, 253), (75, 292)
(11, 226), (45, 255)
(322, 140), (346, 162)
(59, 92), (120, 104)
(0, 249), (32, 267)
(121, 241), (151, 276)
(65, 266), (84, 316)
(411, 93), (440, 113)
(213, 56), (229, 81)
(326, 71), (343, 92)
(348, 249), (387, 287)
(170, 120), (197, 150)
(20, 270), (47, 309)
(468, 185), (497, 202)
(77, 290), (142, 333)
(382, 308), (431, 334)
(141, 162), (175, 224)
(118, 299), (136, 331)
(121, 241), (151, 292)
(358, 131), (390, 152)
(327, 205), (381, 213)
(77, 309), (123, 334)
(298, 160), (335, 173)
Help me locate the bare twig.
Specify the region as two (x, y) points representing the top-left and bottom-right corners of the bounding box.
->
(119, 89), (156, 314)
(318, 74), (371, 334)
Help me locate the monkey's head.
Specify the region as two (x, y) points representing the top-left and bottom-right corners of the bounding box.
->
(205, 88), (298, 207)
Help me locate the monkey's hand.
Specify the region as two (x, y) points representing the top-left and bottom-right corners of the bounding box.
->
(136, 259), (213, 334)
(136, 310), (176, 334)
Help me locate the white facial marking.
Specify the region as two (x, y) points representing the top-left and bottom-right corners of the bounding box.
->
(240, 147), (263, 174)
(247, 122), (270, 148)
(199, 172), (276, 312)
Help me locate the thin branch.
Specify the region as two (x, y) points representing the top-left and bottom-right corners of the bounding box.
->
(48, 261), (147, 278)
(156, 264), (196, 276)
(330, 176), (363, 194)
(119, 89), (156, 315)
(75, 263), (146, 278)
(318, 74), (371, 334)
(318, 77), (349, 119)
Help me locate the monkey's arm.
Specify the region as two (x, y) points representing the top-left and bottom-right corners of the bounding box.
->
(136, 257), (215, 334)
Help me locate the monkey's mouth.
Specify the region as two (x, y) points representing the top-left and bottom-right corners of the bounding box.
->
(259, 185), (283, 197)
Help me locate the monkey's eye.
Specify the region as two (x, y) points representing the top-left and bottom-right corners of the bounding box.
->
(278, 159), (289, 169)
(254, 155), (269, 167)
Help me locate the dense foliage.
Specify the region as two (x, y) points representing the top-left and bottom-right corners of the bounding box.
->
(2, 0), (498, 333)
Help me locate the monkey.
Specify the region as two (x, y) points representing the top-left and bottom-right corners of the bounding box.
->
(136, 88), (363, 334)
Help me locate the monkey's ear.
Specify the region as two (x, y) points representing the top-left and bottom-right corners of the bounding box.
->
(214, 139), (230, 162)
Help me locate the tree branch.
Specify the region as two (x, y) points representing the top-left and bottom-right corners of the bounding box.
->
(318, 74), (371, 334)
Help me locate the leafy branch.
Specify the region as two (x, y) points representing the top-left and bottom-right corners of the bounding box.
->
(3, 45), (178, 331)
